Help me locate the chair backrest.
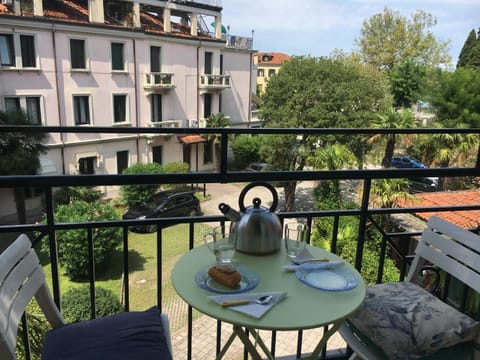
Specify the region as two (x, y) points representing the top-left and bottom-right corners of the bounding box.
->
(0, 234), (64, 360)
(407, 216), (480, 294)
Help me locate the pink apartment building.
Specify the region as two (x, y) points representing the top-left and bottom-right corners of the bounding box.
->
(0, 0), (255, 218)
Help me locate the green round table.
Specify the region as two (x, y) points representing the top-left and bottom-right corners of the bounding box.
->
(172, 241), (366, 359)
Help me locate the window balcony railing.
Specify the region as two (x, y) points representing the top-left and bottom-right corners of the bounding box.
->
(144, 72), (175, 93)
(1, 126), (480, 360)
(199, 74), (230, 93)
(226, 35), (254, 50)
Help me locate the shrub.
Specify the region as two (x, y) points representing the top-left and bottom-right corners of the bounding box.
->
(53, 186), (102, 207)
(62, 286), (122, 323)
(41, 200), (121, 280)
(231, 134), (262, 170)
(162, 162), (190, 191)
(120, 163), (164, 206)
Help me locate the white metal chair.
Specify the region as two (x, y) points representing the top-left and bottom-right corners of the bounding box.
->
(0, 234), (172, 360)
(340, 216), (480, 360)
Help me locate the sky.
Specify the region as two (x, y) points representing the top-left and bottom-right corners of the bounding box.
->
(221, 0), (480, 67)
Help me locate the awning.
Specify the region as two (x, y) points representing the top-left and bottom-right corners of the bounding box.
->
(178, 135), (206, 144)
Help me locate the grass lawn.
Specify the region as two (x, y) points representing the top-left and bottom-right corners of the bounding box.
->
(42, 223), (212, 315)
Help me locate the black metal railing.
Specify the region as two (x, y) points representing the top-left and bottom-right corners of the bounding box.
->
(1, 126), (480, 359)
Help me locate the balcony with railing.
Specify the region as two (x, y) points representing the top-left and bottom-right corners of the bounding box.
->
(1, 126), (480, 360)
(144, 72), (175, 93)
(199, 74), (230, 93)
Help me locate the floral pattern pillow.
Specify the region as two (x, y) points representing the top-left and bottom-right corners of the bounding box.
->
(348, 282), (480, 360)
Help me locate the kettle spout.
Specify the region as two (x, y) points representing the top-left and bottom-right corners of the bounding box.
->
(219, 203), (241, 221)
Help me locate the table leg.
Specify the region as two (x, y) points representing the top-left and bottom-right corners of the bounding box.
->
(216, 325), (275, 360)
(304, 322), (342, 360)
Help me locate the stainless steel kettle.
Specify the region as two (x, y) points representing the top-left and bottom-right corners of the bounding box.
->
(219, 182), (282, 255)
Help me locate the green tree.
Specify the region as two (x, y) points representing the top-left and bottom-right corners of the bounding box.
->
(54, 186), (102, 208)
(120, 162), (164, 207)
(260, 56), (390, 209)
(230, 134), (262, 170)
(457, 29), (480, 69)
(368, 108), (419, 168)
(390, 59), (427, 108)
(206, 113), (231, 171)
(0, 109), (47, 224)
(428, 67), (480, 128)
(356, 7), (451, 71)
(41, 201), (122, 280)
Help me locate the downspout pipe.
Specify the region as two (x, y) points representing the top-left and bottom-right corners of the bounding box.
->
(51, 22), (66, 175)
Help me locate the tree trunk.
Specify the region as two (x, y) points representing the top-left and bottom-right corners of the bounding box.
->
(13, 187), (27, 224)
(382, 136), (396, 168)
(283, 181), (298, 212)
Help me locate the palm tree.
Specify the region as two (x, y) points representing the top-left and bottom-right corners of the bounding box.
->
(370, 178), (414, 231)
(206, 113), (231, 171)
(308, 144), (356, 204)
(0, 109), (47, 224)
(368, 107), (419, 167)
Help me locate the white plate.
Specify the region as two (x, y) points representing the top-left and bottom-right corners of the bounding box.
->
(295, 266), (359, 291)
(194, 265), (260, 294)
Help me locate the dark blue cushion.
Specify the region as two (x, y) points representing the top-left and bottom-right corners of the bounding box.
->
(42, 306), (172, 360)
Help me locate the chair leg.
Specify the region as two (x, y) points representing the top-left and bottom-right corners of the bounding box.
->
(348, 353), (360, 360)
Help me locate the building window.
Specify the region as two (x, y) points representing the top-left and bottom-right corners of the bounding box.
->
(20, 35), (36, 67)
(78, 157), (96, 174)
(70, 39), (86, 70)
(73, 95), (90, 125)
(0, 34), (14, 66)
(4, 96), (42, 124)
(26, 97), (41, 124)
(268, 69), (276, 77)
(152, 145), (162, 165)
(204, 93), (212, 119)
(151, 94), (162, 123)
(257, 69), (264, 77)
(150, 46), (161, 72)
(204, 51), (212, 74)
(113, 94), (127, 123)
(1, 33), (37, 68)
(111, 42), (124, 71)
(203, 140), (213, 164)
(4, 97), (20, 113)
(116, 150), (129, 174)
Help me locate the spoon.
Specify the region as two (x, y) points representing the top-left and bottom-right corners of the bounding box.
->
(221, 295), (273, 307)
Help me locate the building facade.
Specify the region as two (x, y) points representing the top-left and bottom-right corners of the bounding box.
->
(0, 0), (254, 218)
(253, 52), (290, 95)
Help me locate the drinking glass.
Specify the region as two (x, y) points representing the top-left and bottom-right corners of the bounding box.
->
(284, 222), (308, 261)
(203, 224), (237, 264)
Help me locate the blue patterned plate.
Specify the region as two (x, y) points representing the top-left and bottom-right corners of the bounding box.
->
(195, 265), (260, 294)
(295, 266), (359, 291)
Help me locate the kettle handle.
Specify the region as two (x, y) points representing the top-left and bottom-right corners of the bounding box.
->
(239, 181), (279, 212)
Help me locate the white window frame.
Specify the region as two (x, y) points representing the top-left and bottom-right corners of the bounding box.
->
(112, 93), (130, 125)
(2, 95), (43, 124)
(111, 41), (127, 72)
(72, 94), (92, 125)
(69, 37), (89, 72)
(0, 32), (39, 70)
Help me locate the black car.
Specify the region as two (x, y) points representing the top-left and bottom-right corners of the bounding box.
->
(391, 154), (426, 168)
(122, 190), (201, 233)
(408, 177), (439, 193)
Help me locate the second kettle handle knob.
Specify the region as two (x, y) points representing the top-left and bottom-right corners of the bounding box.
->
(238, 181), (279, 213)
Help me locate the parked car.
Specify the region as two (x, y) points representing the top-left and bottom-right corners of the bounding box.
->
(408, 177), (439, 193)
(391, 154), (426, 168)
(122, 190), (201, 233)
(243, 162), (287, 187)
(244, 162), (269, 172)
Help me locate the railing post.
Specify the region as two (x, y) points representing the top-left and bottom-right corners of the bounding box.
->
(355, 179), (371, 271)
(45, 187), (62, 308)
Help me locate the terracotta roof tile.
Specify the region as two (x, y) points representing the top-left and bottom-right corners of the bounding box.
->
(256, 52), (291, 66)
(399, 190), (480, 228)
(2, 0), (218, 41)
